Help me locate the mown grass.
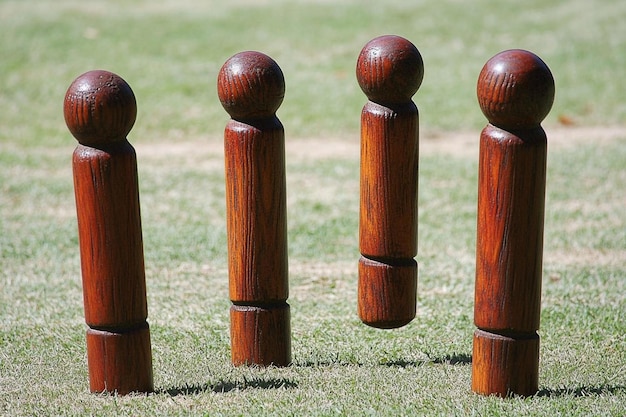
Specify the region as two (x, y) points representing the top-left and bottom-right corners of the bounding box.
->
(2, 0), (626, 146)
(1, 0), (625, 415)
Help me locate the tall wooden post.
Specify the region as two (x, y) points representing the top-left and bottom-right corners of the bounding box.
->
(64, 70), (153, 394)
(472, 50), (555, 397)
(356, 35), (424, 329)
(218, 51), (291, 366)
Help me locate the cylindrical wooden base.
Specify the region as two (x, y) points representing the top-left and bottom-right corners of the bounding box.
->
(230, 304), (291, 366)
(357, 256), (417, 329)
(86, 325), (153, 394)
(471, 329), (539, 397)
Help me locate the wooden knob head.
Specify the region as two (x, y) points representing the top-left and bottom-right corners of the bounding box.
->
(64, 70), (137, 146)
(477, 49), (555, 129)
(356, 35), (424, 104)
(217, 51), (285, 120)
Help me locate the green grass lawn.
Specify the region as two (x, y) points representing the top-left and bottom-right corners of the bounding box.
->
(1, 0), (625, 415)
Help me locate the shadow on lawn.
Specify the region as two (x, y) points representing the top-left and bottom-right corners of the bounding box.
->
(537, 384), (626, 398)
(383, 353), (472, 367)
(298, 352), (473, 368)
(161, 377), (298, 396)
(431, 353), (472, 365)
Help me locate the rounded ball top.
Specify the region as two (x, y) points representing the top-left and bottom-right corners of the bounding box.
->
(477, 49), (555, 129)
(217, 51), (285, 120)
(64, 70), (137, 146)
(356, 35), (424, 104)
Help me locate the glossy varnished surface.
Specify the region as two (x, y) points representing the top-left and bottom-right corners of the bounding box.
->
(86, 326), (153, 395)
(359, 101), (418, 259)
(65, 70), (153, 394)
(356, 36), (422, 328)
(472, 330), (539, 397)
(218, 51), (291, 366)
(477, 49), (554, 130)
(356, 35), (423, 105)
(474, 126), (546, 333)
(72, 143), (147, 328)
(64, 70), (136, 146)
(472, 50), (554, 397)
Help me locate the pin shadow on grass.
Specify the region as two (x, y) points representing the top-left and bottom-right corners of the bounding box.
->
(297, 360), (367, 367)
(296, 351), (472, 368)
(431, 353), (472, 365)
(381, 353), (472, 368)
(160, 377), (298, 397)
(536, 384), (626, 398)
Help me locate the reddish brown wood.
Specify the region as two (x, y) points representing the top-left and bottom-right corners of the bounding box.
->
(72, 144), (148, 329)
(472, 50), (555, 397)
(474, 127), (547, 333)
(230, 305), (291, 366)
(65, 70), (153, 394)
(218, 51), (291, 366)
(472, 330), (539, 397)
(357, 257), (417, 328)
(86, 326), (153, 395)
(356, 35), (423, 328)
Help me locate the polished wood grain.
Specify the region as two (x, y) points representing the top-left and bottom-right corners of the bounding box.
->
(474, 126), (546, 333)
(86, 326), (153, 395)
(72, 143), (147, 329)
(230, 305), (291, 366)
(472, 330), (539, 397)
(472, 50), (554, 397)
(357, 257), (417, 328)
(218, 51), (291, 366)
(356, 35), (423, 328)
(65, 70), (153, 394)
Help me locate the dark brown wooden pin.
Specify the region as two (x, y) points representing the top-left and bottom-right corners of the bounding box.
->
(472, 49), (555, 397)
(218, 51), (291, 366)
(65, 70), (153, 394)
(356, 35), (423, 329)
